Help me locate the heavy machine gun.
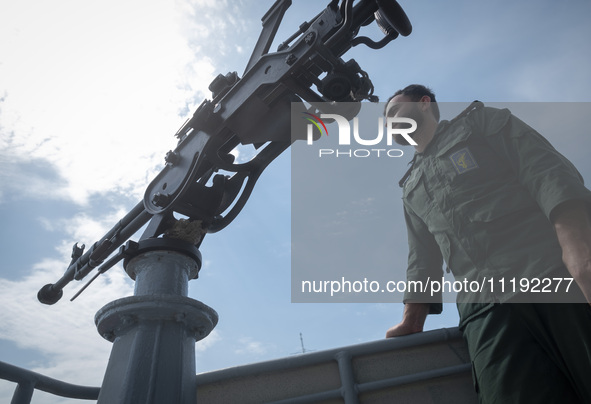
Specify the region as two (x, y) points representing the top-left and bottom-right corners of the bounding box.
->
(37, 0), (412, 305)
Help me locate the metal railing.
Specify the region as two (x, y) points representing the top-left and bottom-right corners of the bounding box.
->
(195, 327), (478, 404)
(0, 361), (99, 404)
(0, 327), (476, 404)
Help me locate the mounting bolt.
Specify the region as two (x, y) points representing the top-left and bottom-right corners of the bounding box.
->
(192, 326), (207, 339)
(120, 315), (135, 326)
(304, 32), (316, 45)
(165, 151), (179, 166)
(152, 192), (171, 207)
(285, 53), (297, 65)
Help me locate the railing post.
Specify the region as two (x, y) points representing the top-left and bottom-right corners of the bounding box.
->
(12, 381), (34, 404)
(95, 239), (217, 404)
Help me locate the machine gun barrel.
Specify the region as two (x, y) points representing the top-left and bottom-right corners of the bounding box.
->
(37, 202), (152, 304)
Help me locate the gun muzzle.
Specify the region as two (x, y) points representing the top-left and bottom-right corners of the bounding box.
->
(37, 284), (64, 305)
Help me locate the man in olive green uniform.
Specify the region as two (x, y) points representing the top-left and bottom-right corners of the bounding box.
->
(385, 84), (591, 403)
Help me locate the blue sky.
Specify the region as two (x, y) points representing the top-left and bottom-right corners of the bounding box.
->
(1, 0), (590, 402)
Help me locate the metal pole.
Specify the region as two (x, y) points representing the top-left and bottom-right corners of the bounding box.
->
(95, 240), (217, 404)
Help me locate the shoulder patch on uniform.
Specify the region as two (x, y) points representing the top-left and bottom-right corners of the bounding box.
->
(450, 147), (478, 174)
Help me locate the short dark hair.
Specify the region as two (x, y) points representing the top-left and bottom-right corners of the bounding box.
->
(386, 84), (440, 122)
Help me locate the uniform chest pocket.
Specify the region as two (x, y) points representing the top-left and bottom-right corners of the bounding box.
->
(436, 129), (506, 192)
(403, 170), (434, 220)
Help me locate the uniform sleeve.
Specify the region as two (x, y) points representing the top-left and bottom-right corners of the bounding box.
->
(471, 107), (591, 219)
(403, 205), (443, 314)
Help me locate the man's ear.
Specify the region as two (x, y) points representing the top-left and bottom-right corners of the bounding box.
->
(419, 95), (431, 111)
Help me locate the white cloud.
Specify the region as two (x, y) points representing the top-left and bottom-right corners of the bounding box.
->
(0, 259), (128, 383)
(196, 329), (221, 353)
(0, 0), (230, 205)
(234, 336), (269, 356)
(0, 1), (246, 399)
(0, 206), (138, 372)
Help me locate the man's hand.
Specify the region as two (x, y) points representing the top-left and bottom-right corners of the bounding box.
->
(386, 302), (430, 338)
(552, 200), (591, 304)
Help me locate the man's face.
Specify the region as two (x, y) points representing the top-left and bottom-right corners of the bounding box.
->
(385, 94), (425, 145)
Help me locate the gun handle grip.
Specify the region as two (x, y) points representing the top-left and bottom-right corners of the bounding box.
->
(375, 0), (412, 36)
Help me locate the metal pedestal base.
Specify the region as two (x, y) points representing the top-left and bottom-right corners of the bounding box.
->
(95, 242), (217, 404)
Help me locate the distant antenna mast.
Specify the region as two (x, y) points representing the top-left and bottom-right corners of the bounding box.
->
(300, 333), (307, 354)
(291, 332), (315, 355)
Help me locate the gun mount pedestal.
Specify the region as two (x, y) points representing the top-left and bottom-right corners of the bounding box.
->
(94, 239), (217, 404)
